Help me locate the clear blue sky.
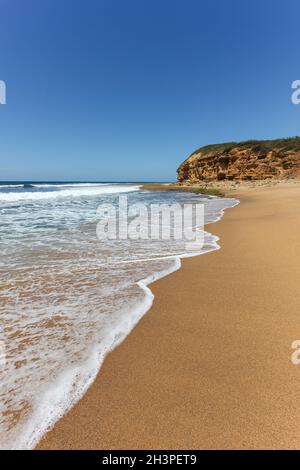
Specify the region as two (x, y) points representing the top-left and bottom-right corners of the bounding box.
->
(0, 0), (299, 181)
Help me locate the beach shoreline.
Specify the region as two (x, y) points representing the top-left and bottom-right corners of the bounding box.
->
(37, 181), (300, 450)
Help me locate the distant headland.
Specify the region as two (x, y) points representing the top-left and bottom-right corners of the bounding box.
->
(177, 137), (300, 183)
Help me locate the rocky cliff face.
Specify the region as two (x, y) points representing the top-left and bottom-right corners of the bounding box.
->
(177, 138), (300, 183)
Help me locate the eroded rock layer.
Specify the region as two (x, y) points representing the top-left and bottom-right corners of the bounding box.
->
(177, 138), (300, 182)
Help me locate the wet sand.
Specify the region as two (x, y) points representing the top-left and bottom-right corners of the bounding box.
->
(37, 183), (300, 449)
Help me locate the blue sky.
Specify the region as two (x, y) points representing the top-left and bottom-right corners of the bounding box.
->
(0, 0), (299, 181)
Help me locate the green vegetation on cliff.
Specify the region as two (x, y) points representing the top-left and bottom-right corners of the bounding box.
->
(189, 136), (300, 159)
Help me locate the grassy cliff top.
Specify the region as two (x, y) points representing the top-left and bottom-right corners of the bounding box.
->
(189, 137), (300, 160)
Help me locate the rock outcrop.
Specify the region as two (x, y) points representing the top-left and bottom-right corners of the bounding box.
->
(177, 138), (300, 183)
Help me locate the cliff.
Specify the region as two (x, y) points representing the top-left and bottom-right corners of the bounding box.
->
(177, 137), (300, 183)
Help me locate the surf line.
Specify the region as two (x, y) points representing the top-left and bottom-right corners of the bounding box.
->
(95, 249), (207, 266)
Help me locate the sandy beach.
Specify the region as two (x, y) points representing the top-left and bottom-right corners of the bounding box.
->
(37, 182), (300, 450)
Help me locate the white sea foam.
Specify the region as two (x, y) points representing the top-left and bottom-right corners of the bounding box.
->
(0, 184), (140, 203)
(13, 257), (181, 450)
(0, 185), (238, 449)
(0, 184), (24, 188)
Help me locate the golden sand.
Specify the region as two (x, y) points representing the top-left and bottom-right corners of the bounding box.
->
(37, 183), (300, 449)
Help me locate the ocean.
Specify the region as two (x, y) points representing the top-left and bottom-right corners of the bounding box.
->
(0, 182), (238, 449)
